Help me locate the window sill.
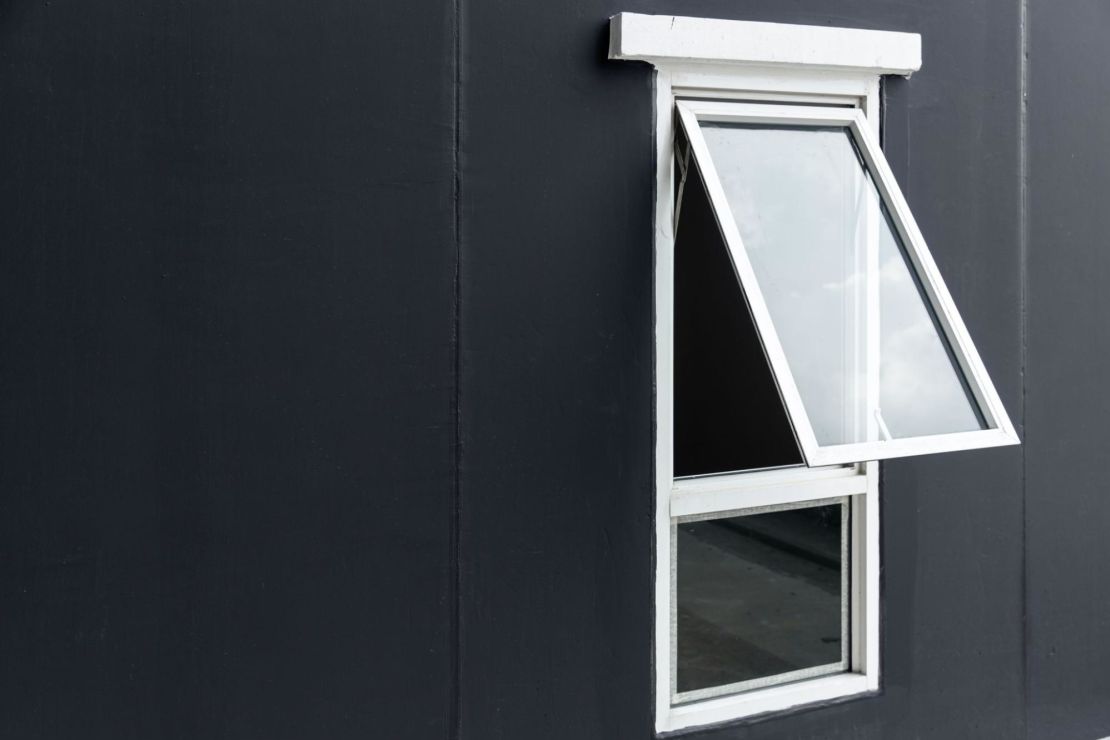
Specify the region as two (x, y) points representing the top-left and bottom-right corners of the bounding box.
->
(660, 673), (878, 734)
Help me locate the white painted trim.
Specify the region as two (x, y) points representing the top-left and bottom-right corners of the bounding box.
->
(805, 428), (1018, 466)
(652, 67), (677, 732)
(609, 13), (921, 77)
(674, 494), (849, 525)
(671, 467), (866, 518)
(673, 464), (860, 495)
(663, 673), (874, 733)
(674, 662), (846, 705)
(860, 461), (880, 684)
(670, 64), (877, 103)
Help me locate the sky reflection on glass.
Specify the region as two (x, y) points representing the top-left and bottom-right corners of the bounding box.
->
(700, 124), (985, 445)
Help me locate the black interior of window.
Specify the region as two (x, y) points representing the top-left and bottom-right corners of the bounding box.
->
(673, 155), (803, 477)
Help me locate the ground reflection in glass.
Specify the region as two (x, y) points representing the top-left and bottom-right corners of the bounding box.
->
(676, 504), (846, 696)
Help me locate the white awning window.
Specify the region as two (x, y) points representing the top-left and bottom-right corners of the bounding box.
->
(610, 14), (1020, 730)
(675, 100), (1018, 466)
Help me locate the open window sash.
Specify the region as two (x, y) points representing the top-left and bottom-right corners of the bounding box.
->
(675, 100), (1018, 467)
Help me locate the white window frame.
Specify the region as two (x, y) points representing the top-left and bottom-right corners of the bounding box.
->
(607, 13), (926, 732)
(675, 99), (1018, 467)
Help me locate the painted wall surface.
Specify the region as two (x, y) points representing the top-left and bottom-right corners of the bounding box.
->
(0, 1), (456, 738)
(1025, 1), (1110, 737)
(0, 0), (1106, 739)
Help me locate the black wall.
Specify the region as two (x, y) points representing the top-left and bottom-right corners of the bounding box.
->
(1026, 1), (1110, 737)
(0, 0), (1106, 739)
(0, 1), (456, 738)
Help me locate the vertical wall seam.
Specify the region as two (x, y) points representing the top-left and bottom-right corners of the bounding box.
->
(1018, 0), (1030, 736)
(450, 0), (463, 735)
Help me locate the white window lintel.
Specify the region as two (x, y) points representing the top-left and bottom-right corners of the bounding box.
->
(609, 13), (921, 77)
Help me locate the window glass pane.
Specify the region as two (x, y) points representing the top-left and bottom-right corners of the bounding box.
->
(676, 502), (847, 698)
(699, 124), (987, 446)
(673, 151), (802, 476)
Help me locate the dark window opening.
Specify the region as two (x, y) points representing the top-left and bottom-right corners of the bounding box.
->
(673, 155), (803, 477)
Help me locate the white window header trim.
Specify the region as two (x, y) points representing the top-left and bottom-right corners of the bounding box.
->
(609, 13), (922, 77)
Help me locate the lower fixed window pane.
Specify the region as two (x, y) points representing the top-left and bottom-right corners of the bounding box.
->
(675, 500), (849, 702)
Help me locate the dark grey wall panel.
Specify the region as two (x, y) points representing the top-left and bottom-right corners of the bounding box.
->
(1025, 1), (1110, 737)
(461, 1), (1025, 739)
(2, 0), (1107, 736)
(0, 1), (456, 738)
(457, 2), (655, 738)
